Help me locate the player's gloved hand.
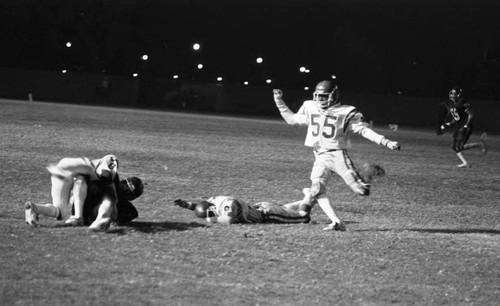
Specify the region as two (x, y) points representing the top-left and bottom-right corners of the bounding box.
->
(174, 199), (194, 210)
(387, 141), (401, 150)
(381, 138), (401, 150)
(273, 89), (289, 112)
(273, 89), (283, 102)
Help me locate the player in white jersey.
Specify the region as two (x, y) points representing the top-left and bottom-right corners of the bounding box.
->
(273, 80), (401, 231)
(24, 155), (120, 231)
(174, 188), (315, 225)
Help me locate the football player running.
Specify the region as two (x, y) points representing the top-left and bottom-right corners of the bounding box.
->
(439, 87), (487, 168)
(174, 188), (315, 224)
(273, 80), (400, 231)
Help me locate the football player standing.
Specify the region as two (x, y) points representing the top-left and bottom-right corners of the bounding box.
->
(273, 80), (400, 231)
(439, 87), (487, 168)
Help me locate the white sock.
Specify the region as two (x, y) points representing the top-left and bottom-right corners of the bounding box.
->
(316, 195), (341, 224)
(457, 152), (468, 164)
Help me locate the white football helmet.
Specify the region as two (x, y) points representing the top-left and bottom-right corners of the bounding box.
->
(313, 80), (339, 110)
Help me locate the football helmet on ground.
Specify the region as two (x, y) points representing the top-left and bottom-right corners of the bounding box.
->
(194, 201), (215, 218)
(313, 80), (339, 110)
(119, 176), (144, 201)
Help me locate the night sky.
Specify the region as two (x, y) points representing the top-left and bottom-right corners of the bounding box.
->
(1, 0), (499, 97)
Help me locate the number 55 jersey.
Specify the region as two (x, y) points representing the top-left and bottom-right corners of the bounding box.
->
(290, 100), (387, 152)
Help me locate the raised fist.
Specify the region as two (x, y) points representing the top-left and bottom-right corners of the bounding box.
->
(273, 89), (283, 101)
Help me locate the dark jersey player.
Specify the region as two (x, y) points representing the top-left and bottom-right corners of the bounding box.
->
(25, 175), (144, 231)
(439, 87), (486, 168)
(81, 175), (144, 228)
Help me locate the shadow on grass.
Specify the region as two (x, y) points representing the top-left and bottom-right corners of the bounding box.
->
(356, 228), (500, 235)
(123, 221), (207, 233)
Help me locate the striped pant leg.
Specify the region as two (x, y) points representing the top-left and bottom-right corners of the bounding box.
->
(260, 203), (310, 224)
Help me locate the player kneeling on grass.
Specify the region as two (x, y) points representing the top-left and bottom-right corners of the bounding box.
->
(25, 155), (143, 231)
(174, 188), (315, 224)
(273, 80), (400, 231)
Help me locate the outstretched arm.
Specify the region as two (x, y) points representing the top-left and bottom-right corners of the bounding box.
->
(273, 89), (307, 125)
(352, 123), (401, 150)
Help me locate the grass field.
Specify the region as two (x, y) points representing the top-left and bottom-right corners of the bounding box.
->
(1, 98), (499, 306)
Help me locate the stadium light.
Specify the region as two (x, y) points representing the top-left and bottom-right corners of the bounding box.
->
(173, 75), (179, 79)
(266, 79), (272, 84)
(133, 73), (138, 77)
(193, 43), (201, 51)
(217, 77), (223, 82)
(197, 64), (203, 69)
(65, 42), (72, 48)
(141, 54), (149, 61)
(62, 70), (67, 74)
(299, 66), (306, 72)
(244, 81), (249, 85)
(256, 57), (263, 64)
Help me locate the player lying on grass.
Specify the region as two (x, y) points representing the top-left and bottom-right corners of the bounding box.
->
(174, 188), (315, 224)
(273, 80), (400, 231)
(25, 155), (143, 231)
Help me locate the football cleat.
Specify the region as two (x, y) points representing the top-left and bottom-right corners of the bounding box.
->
(298, 187), (314, 216)
(457, 163), (471, 168)
(479, 141), (487, 154)
(351, 181), (371, 196)
(25, 201), (39, 227)
(298, 203), (312, 217)
(323, 221), (347, 231)
(65, 216), (83, 226)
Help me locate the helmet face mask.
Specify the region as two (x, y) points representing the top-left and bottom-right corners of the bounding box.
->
(313, 80), (339, 110)
(449, 87), (462, 102)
